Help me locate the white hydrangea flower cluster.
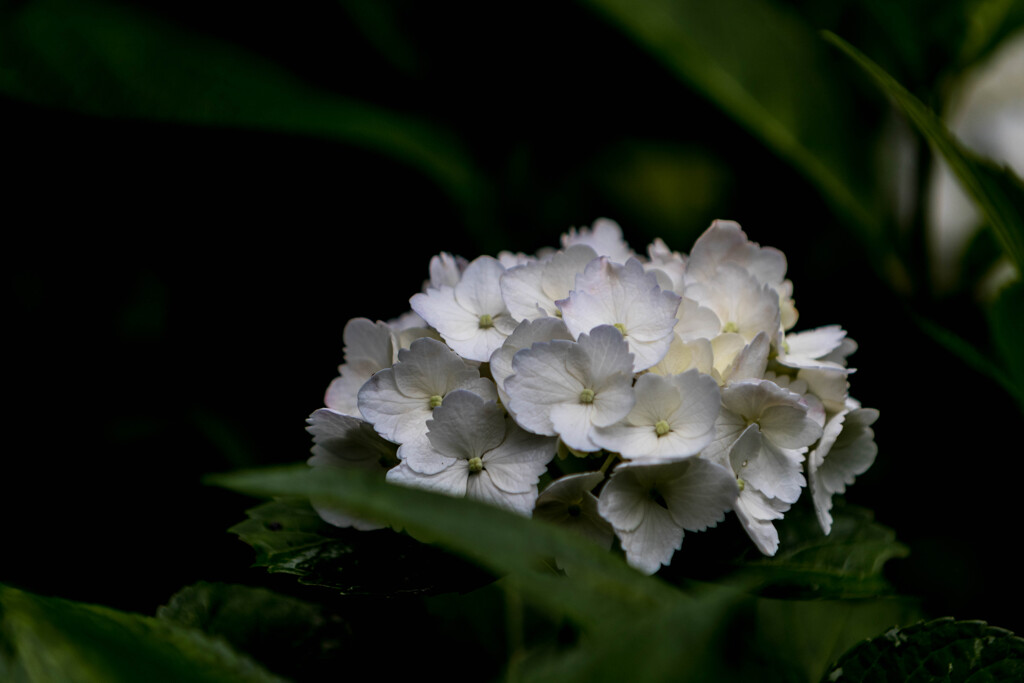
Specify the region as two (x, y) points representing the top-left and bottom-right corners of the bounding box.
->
(307, 219), (879, 575)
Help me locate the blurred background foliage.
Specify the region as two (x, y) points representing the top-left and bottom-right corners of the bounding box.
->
(3, 0), (1023, 679)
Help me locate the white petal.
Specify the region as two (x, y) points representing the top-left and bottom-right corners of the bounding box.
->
(657, 458), (739, 531)
(386, 459), (469, 498)
(783, 325), (847, 361)
(688, 219), (787, 286)
(466, 469), (537, 516)
(453, 256), (507, 317)
(323, 318), (396, 415)
(559, 258), (680, 372)
(501, 245), (597, 321)
(425, 391), (506, 460)
(561, 218), (633, 263)
(481, 421), (556, 494)
(665, 370), (721, 440)
(306, 408), (398, 471)
(810, 408), (879, 534)
(534, 472), (614, 550)
(549, 403), (602, 452)
(489, 317), (573, 405)
(505, 339), (580, 436)
(674, 296), (723, 342)
(305, 409), (396, 531)
(758, 403), (823, 450)
(392, 337), (480, 398)
(719, 332), (770, 384)
(357, 368), (431, 445)
(648, 335), (715, 377)
(397, 441), (458, 476)
(428, 252), (467, 289)
(615, 503), (682, 575)
(596, 465), (651, 533)
(733, 488), (789, 556)
(729, 423), (806, 504)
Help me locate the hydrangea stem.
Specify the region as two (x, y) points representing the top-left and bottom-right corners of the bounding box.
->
(599, 451), (619, 474)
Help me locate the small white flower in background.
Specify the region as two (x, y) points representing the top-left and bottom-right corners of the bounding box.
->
(311, 217), (880, 568)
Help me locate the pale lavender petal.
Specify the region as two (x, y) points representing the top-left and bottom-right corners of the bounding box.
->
(425, 391), (506, 460)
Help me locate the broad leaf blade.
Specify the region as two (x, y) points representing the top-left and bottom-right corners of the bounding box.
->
(822, 617), (1024, 682)
(824, 31), (1024, 273)
(521, 584), (749, 683)
(915, 310), (1024, 409)
(0, 0), (491, 235)
(207, 464), (682, 633)
(735, 502), (909, 599)
(228, 497), (491, 596)
(988, 280), (1024, 413)
(157, 582), (348, 681)
(577, 0), (883, 243)
(0, 584), (284, 683)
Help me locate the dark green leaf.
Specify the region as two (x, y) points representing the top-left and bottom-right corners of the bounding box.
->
(959, 0), (1024, 68)
(734, 502), (909, 599)
(988, 279), (1024, 413)
(0, 0), (492, 238)
(156, 582), (347, 681)
(207, 464), (684, 635)
(753, 596), (922, 683)
(824, 31), (1024, 273)
(577, 0), (885, 245)
(228, 497), (491, 596)
(822, 617), (1024, 682)
(914, 311), (1024, 408)
(0, 584), (284, 683)
(520, 583), (749, 683)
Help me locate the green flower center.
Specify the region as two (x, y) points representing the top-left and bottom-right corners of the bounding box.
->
(737, 477), (746, 492)
(613, 322), (628, 336)
(654, 420), (671, 436)
(428, 394), (444, 408)
(468, 457), (483, 473)
(478, 313), (494, 329)
(579, 388), (595, 404)
(723, 321), (740, 334)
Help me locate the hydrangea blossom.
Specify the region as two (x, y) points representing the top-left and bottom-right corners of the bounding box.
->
(358, 337), (497, 448)
(504, 324), (636, 453)
(309, 218), (880, 574)
(386, 390), (555, 515)
(598, 458), (738, 574)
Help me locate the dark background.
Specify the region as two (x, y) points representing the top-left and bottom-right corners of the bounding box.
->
(3, 0), (1022, 643)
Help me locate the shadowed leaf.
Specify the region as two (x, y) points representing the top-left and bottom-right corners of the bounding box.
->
(0, 584), (284, 683)
(822, 617), (1024, 682)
